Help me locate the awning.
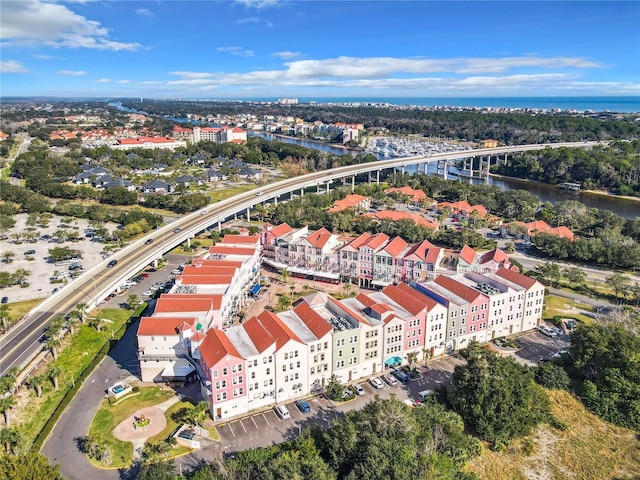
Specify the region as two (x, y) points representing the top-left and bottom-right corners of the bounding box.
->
(161, 360), (196, 380)
(250, 284), (262, 295)
(384, 356), (402, 366)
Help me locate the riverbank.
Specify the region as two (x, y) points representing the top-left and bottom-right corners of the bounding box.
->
(250, 131), (358, 152)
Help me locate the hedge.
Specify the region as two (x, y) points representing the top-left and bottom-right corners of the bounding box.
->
(31, 302), (148, 452)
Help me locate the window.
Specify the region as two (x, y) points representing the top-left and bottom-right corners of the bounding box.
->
(232, 376), (243, 385)
(222, 367), (228, 376)
(216, 392), (227, 401)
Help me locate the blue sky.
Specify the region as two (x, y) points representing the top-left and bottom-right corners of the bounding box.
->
(1, 0), (639, 98)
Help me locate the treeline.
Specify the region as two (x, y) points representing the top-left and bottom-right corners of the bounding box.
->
(495, 142), (640, 197)
(120, 99), (640, 144)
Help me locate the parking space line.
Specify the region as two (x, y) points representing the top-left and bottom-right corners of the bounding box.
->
(250, 415), (259, 429)
(239, 419), (247, 433)
(262, 412), (270, 426)
(227, 422), (235, 437)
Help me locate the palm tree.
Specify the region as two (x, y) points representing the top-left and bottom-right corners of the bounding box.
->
(0, 396), (16, 427)
(29, 374), (46, 398)
(276, 294), (292, 312)
(64, 314), (79, 335)
(343, 283), (353, 298)
(44, 335), (61, 360)
(75, 302), (88, 323)
(1, 367), (21, 395)
(47, 364), (61, 390)
(278, 267), (291, 286)
(0, 303), (9, 330)
(407, 352), (418, 371)
(0, 427), (19, 454)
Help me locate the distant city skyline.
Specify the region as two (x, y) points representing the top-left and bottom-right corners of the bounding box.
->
(1, 0), (638, 99)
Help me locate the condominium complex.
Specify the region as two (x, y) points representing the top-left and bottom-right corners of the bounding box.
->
(136, 223), (544, 421)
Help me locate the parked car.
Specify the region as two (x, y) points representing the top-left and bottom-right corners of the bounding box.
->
(106, 259), (118, 268)
(24, 250), (36, 256)
(341, 388), (354, 399)
(173, 227), (182, 233)
(553, 349), (569, 358)
(382, 374), (398, 386)
(392, 369), (409, 382)
(418, 390), (432, 402)
(201, 209), (209, 215)
(294, 399), (311, 413)
(144, 238), (154, 245)
(369, 377), (384, 389)
(1, 297), (8, 304)
(539, 326), (558, 338)
(351, 384), (365, 396)
(274, 404), (291, 419)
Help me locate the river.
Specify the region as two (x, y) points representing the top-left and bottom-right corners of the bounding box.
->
(250, 132), (638, 219)
(108, 103), (637, 219)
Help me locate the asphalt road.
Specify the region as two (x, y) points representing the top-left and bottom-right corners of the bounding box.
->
(41, 327), (569, 478)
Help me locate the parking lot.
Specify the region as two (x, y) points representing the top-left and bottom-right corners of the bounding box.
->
(212, 329), (570, 456)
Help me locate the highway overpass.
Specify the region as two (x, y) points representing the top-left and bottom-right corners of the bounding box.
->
(0, 141), (601, 377)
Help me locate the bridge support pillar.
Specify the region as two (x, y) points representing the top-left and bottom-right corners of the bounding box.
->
(300, 188), (304, 197)
(217, 222), (222, 232)
(246, 207), (250, 221)
(187, 237), (191, 248)
(376, 170), (380, 184)
(402, 165), (406, 175)
(317, 183), (320, 193)
(153, 259), (158, 268)
(274, 197), (277, 206)
(326, 181), (330, 193)
(351, 175), (355, 193)
(485, 156), (491, 184)
(367, 171), (371, 184)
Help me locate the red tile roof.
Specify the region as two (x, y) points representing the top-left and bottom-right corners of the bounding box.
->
(305, 228), (333, 249)
(434, 276), (485, 303)
(242, 315), (275, 353)
(459, 245), (476, 265)
(269, 223), (294, 238)
(118, 136), (177, 145)
(525, 220), (551, 233)
(438, 201), (488, 217)
(383, 236), (408, 257)
(344, 232), (372, 250)
(363, 233), (390, 250)
(199, 328), (242, 367)
(383, 283), (438, 315)
(424, 246), (442, 264)
(177, 274), (234, 285)
(293, 302), (332, 338)
(137, 317), (195, 336)
(384, 186), (428, 203)
(191, 259), (243, 269)
(181, 265), (238, 276)
(396, 282), (438, 310)
(328, 194), (369, 213)
(255, 310), (302, 350)
(495, 267), (538, 289)
(364, 211), (440, 229)
(480, 248), (509, 265)
(222, 234), (260, 245)
(327, 296), (372, 326)
(154, 294), (222, 312)
(543, 226), (575, 240)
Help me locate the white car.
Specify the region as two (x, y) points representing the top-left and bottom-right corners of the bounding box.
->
(382, 374), (398, 386)
(274, 404), (291, 419)
(539, 326), (558, 338)
(369, 377), (384, 389)
(201, 209), (209, 215)
(351, 384), (366, 396)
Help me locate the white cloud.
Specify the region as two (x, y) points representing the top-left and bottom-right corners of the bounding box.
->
(234, 0), (284, 9)
(1, 0), (141, 51)
(117, 79), (131, 84)
(138, 80), (162, 85)
(236, 17), (260, 24)
(216, 46), (255, 57)
(169, 71), (214, 79)
(135, 8), (154, 18)
(33, 54), (59, 60)
(57, 69), (86, 76)
(96, 78), (112, 83)
(271, 51), (303, 60)
(0, 60), (28, 73)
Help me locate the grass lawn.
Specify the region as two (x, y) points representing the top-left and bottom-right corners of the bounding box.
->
(88, 387), (175, 468)
(207, 184), (257, 202)
(542, 294), (595, 326)
(16, 308), (135, 448)
(468, 390), (640, 479)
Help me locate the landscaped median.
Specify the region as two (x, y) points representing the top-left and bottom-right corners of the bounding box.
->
(86, 387), (219, 468)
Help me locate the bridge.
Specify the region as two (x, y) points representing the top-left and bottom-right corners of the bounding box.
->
(0, 141), (601, 377)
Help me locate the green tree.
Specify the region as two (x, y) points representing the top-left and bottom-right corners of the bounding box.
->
(605, 272), (631, 301)
(563, 266), (586, 288)
(0, 303), (10, 330)
(47, 364), (61, 390)
(0, 427), (19, 454)
(325, 374), (344, 402)
(0, 452), (63, 480)
(276, 294), (292, 312)
(0, 396), (16, 427)
(127, 294), (141, 311)
(447, 342), (551, 447)
(28, 373), (46, 398)
(136, 460), (177, 480)
(406, 352), (418, 371)
(534, 362), (571, 390)
(47, 246), (73, 262)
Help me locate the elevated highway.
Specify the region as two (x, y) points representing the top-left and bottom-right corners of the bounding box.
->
(0, 141), (601, 377)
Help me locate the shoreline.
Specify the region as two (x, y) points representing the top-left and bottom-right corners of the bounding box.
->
(251, 131), (359, 152)
(489, 173), (640, 204)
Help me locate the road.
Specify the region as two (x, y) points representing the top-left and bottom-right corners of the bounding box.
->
(41, 326), (569, 479)
(0, 141), (600, 377)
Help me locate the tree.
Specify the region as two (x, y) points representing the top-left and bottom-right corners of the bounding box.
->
(0, 303), (10, 330)
(407, 352), (418, 371)
(534, 362), (571, 390)
(563, 266), (586, 288)
(28, 373), (46, 398)
(276, 294), (292, 312)
(447, 342), (551, 447)
(127, 294), (141, 311)
(74, 302), (88, 323)
(0, 427), (19, 454)
(605, 272), (631, 301)
(325, 375), (344, 402)
(0, 452), (63, 480)
(0, 396), (16, 427)
(136, 460), (177, 480)
(44, 334), (61, 360)
(47, 364), (61, 390)
(278, 267), (291, 285)
(534, 261), (562, 287)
